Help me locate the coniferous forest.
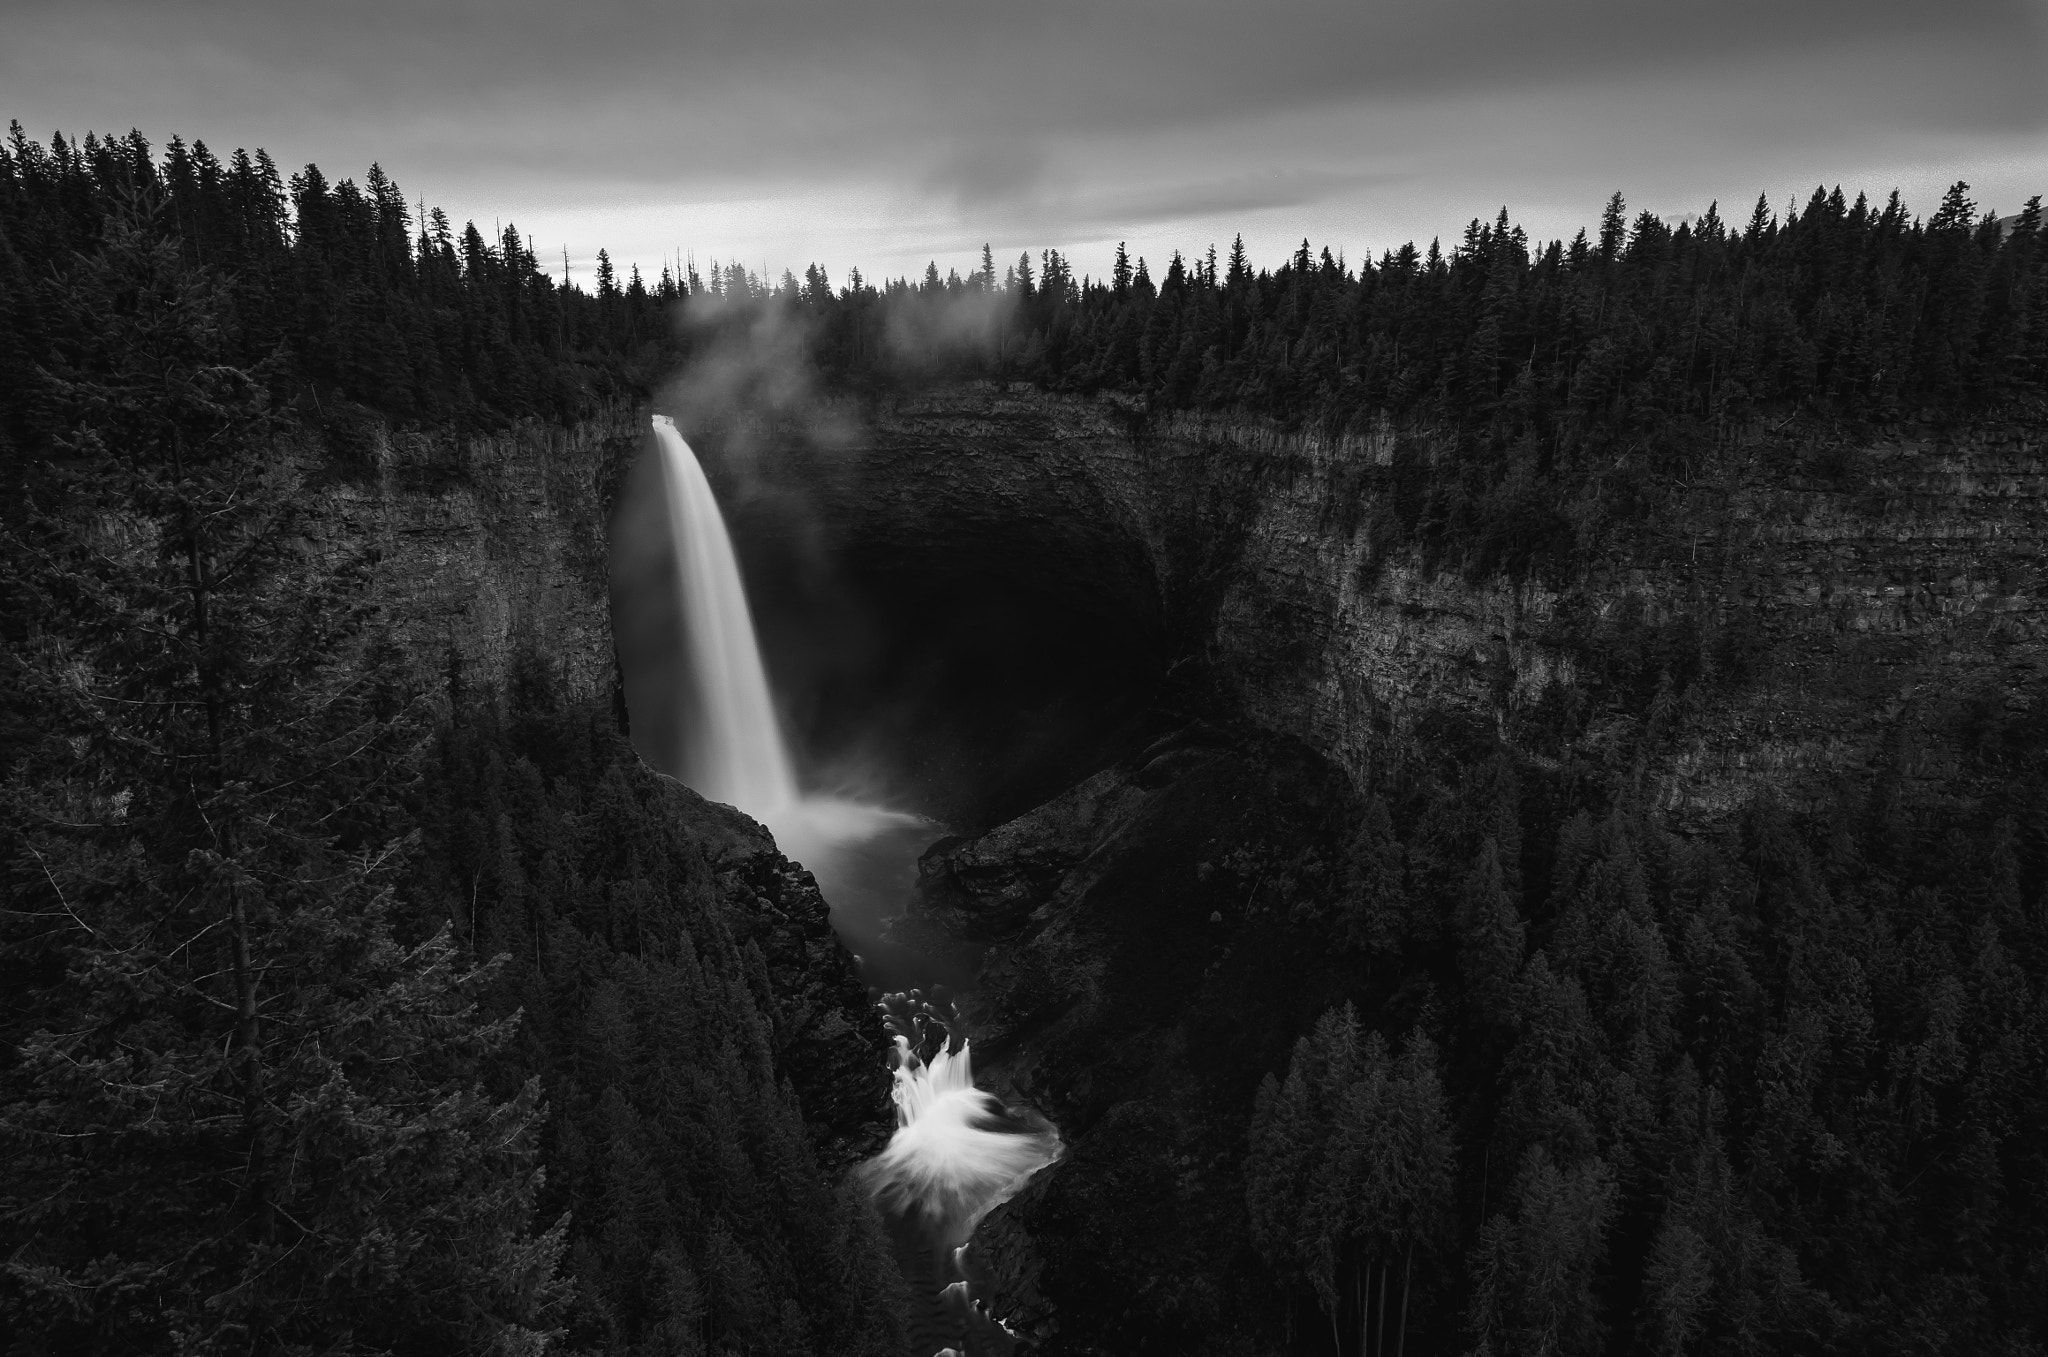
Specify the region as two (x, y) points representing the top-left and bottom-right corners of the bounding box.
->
(4, 123), (2047, 1356)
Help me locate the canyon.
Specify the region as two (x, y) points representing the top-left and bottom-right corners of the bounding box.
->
(707, 389), (2045, 825)
(326, 386), (2045, 839)
(333, 386), (2046, 1349)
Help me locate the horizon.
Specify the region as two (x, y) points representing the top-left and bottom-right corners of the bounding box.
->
(7, 0), (2044, 290)
(6, 119), (2031, 301)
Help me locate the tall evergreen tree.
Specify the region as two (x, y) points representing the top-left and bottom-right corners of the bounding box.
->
(0, 199), (565, 1354)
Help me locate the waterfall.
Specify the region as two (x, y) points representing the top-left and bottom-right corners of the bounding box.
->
(650, 414), (799, 814)
(861, 993), (1060, 1355)
(647, 417), (1054, 1351)
(647, 414), (928, 937)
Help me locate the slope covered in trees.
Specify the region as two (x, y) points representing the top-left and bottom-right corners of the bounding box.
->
(0, 203), (569, 1352)
(1233, 732), (2048, 1356)
(3, 122), (2045, 1355)
(0, 128), (904, 1355)
(411, 665), (908, 1355)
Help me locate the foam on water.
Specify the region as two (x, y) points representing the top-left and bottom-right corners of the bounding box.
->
(861, 1034), (1062, 1249)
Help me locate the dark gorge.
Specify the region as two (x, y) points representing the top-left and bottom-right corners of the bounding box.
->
(5, 128), (2048, 1357)
(640, 393), (2048, 1355)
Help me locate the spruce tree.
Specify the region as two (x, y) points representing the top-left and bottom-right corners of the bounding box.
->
(0, 197), (566, 1353)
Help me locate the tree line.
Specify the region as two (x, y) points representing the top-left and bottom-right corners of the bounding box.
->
(8, 122), (2042, 462)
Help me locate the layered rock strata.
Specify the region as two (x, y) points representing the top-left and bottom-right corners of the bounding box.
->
(306, 400), (641, 704)
(715, 390), (2047, 824)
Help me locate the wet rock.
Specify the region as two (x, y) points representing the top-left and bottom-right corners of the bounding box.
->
(916, 767), (1151, 941)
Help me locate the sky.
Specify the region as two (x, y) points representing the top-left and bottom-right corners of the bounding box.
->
(6, 0), (2047, 289)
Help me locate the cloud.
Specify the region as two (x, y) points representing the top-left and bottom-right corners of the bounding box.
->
(922, 141), (1052, 214)
(13, 0), (2042, 183)
(1074, 169), (1411, 235)
(6, 0), (2044, 285)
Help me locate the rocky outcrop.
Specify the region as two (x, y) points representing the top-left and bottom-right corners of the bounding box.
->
(676, 783), (895, 1167)
(915, 766), (1152, 941)
(917, 724), (1360, 1353)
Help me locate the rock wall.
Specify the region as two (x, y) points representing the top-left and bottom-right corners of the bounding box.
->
(726, 389), (2048, 824)
(325, 385), (2044, 824)
(1183, 413), (2048, 821)
(304, 400), (643, 703)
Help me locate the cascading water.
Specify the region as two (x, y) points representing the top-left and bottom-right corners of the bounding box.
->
(864, 1036), (1060, 1247)
(648, 414), (924, 904)
(647, 416), (1058, 1353)
(651, 414), (799, 812)
(863, 992), (1061, 1357)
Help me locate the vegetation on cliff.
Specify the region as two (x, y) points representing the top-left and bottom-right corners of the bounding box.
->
(415, 663), (908, 1355)
(0, 149), (903, 1354)
(935, 711), (2047, 1355)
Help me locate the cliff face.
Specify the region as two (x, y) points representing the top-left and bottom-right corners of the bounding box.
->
(305, 401), (641, 703)
(348, 389), (2047, 1349)
(298, 401), (892, 1157)
(722, 389), (2047, 826)
(716, 390), (2048, 1351)
(1188, 414), (2048, 822)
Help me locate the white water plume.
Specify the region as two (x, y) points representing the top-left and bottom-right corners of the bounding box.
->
(652, 413), (798, 811)
(861, 1034), (1062, 1249)
(648, 413), (917, 856)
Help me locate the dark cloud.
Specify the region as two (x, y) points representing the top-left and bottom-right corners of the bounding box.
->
(6, 0), (2044, 281)
(13, 0), (2043, 176)
(1057, 169), (1413, 239)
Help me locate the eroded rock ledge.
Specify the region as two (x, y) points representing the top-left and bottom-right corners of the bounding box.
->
(714, 389), (2047, 825)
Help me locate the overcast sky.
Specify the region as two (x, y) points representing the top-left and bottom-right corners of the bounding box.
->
(7, 0), (2047, 287)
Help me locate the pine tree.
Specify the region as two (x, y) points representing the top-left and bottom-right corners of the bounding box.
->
(1743, 193), (1775, 245)
(0, 196), (566, 1353)
(1247, 1006), (1361, 1348)
(1466, 1148), (1618, 1357)
(1597, 193), (1627, 262)
(1457, 838), (1526, 1025)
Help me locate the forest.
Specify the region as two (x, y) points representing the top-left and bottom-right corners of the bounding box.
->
(7, 122), (2044, 461)
(2, 122), (2045, 1356)
(1227, 716), (2048, 1356)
